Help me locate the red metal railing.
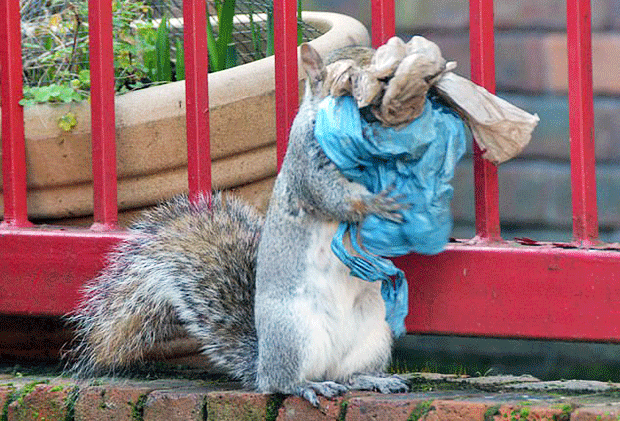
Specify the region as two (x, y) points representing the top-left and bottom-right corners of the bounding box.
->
(469, 0), (501, 242)
(88, 0), (119, 229)
(1, 0), (618, 342)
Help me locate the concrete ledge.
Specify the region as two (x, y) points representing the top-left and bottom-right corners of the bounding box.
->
(2, 373), (620, 420)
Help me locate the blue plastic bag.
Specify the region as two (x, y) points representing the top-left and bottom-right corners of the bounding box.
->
(314, 95), (467, 336)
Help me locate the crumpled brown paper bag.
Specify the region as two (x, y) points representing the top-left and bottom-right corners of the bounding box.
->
(324, 36), (540, 165)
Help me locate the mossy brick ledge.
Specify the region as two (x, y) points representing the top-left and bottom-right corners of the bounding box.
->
(2, 374), (620, 420)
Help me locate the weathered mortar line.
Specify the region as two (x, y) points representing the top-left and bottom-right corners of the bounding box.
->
(337, 400), (348, 421)
(63, 385), (80, 421)
(407, 399), (434, 421)
(131, 393), (149, 421)
(265, 393), (286, 421)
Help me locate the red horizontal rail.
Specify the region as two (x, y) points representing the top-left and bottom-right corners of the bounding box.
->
(567, 0), (598, 245)
(0, 0), (31, 228)
(183, 0), (212, 200)
(3, 226), (620, 345)
(88, 0), (119, 229)
(0, 228), (130, 316)
(399, 243), (620, 342)
(274, 0), (299, 169)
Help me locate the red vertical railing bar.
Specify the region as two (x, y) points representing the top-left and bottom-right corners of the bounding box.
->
(274, 0), (299, 169)
(469, 0), (501, 241)
(0, 0), (31, 227)
(567, 0), (598, 245)
(370, 0), (395, 48)
(183, 0), (212, 200)
(88, 0), (118, 229)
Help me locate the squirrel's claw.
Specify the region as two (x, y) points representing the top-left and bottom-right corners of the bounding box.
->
(364, 186), (410, 223)
(348, 374), (410, 394)
(296, 381), (349, 407)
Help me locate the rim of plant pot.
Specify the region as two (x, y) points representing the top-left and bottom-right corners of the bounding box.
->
(1, 11), (370, 222)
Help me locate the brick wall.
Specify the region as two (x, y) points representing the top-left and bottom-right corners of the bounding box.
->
(307, 0), (620, 242)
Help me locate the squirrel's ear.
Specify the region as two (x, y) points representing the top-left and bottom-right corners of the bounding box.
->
(300, 43), (325, 86)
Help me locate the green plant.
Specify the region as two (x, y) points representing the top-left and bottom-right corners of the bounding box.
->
(207, 0), (237, 72)
(408, 400), (434, 421)
(20, 0), (312, 104)
(20, 83), (85, 107)
(21, 0), (181, 104)
(246, 0), (304, 63)
(58, 112), (78, 131)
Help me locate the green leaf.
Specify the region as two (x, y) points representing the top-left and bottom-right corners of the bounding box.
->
(44, 35), (53, 51)
(142, 49), (157, 80)
(206, 13), (220, 71)
(19, 98), (35, 107)
(175, 39), (185, 80)
(298, 0), (303, 45)
(155, 15), (172, 81)
(265, 7), (274, 57)
(48, 84), (63, 98)
(225, 42), (237, 69)
(57, 112), (78, 132)
(248, 10), (261, 60)
(216, 0), (236, 70)
(33, 88), (51, 103)
(78, 69), (91, 87)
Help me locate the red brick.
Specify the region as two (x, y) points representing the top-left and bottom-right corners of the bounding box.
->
(422, 33), (547, 93)
(205, 391), (271, 421)
(73, 384), (154, 421)
(143, 389), (207, 421)
(6, 383), (75, 421)
(389, 0), (612, 31)
(452, 159), (620, 231)
(613, 0), (620, 29)
(492, 404), (569, 421)
(572, 405), (620, 421)
(0, 385), (16, 410)
(277, 395), (346, 421)
(345, 394), (424, 421)
(544, 33), (620, 95)
(424, 400), (489, 421)
(494, 0), (609, 30)
(395, 1), (468, 31)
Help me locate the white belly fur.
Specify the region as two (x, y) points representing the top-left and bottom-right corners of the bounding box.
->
(293, 220), (392, 382)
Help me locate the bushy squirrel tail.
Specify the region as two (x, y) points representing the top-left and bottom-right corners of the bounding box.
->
(66, 192), (263, 387)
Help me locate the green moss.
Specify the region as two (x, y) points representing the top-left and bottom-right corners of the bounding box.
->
(484, 405), (501, 421)
(16, 380), (48, 406)
(1, 381), (49, 421)
(265, 394), (286, 421)
(49, 385), (64, 393)
(1, 386), (17, 421)
(130, 394), (148, 421)
(337, 400), (349, 421)
(407, 400), (434, 421)
(63, 386), (80, 421)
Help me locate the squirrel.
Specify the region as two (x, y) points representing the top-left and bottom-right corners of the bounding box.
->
(67, 43), (410, 406)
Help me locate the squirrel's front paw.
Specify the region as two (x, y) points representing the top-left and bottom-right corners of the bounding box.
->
(364, 187), (409, 223)
(296, 381), (349, 407)
(348, 374), (410, 394)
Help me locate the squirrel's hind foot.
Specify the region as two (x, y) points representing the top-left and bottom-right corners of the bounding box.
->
(295, 381), (349, 407)
(348, 374), (410, 394)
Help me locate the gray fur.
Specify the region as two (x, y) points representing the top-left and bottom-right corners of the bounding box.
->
(68, 192), (262, 387)
(68, 44), (409, 403)
(254, 44), (408, 397)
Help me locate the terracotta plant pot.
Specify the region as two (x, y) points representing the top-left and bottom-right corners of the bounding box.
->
(1, 12), (370, 225)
